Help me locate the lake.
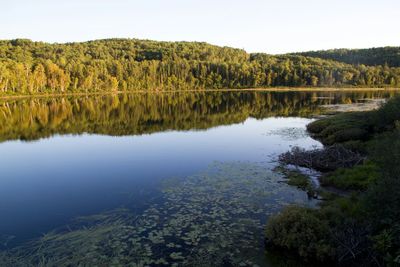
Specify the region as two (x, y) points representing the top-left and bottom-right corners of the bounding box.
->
(0, 90), (397, 266)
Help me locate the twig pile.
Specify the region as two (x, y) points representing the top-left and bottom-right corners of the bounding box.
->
(279, 145), (365, 172)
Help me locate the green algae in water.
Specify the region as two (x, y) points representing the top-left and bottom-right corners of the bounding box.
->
(264, 127), (309, 141)
(0, 162), (316, 267)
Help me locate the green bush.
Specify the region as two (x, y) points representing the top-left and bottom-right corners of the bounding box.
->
(265, 206), (335, 261)
(368, 125), (400, 176)
(373, 95), (400, 131)
(363, 128), (400, 263)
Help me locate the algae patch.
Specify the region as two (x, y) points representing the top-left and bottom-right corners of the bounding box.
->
(264, 127), (309, 141)
(1, 162), (314, 266)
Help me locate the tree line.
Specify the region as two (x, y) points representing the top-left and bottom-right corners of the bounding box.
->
(295, 46), (400, 67)
(0, 39), (400, 94)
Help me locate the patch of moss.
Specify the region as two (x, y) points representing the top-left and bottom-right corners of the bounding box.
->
(275, 167), (317, 198)
(286, 171), (312, 191)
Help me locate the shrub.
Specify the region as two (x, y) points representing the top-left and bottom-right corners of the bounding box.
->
(373, 95), (400, 131)
(265, 206), (335, 261)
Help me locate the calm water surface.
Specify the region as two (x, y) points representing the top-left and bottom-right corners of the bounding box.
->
(0, 90), (397, 266)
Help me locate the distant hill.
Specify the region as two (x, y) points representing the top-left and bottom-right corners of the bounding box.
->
(0, 38), (249, 64)
(0, 39), (399, 94)
(293, 47), (400, 67)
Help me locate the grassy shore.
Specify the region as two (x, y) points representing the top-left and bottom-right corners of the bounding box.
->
(266, 96), (400, 266)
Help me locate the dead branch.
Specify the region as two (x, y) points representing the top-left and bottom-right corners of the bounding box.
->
(279, 145), (365, 172)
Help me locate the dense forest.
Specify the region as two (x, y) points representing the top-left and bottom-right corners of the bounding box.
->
(0, 39), (400, 94)
(295, 47), (400, 67)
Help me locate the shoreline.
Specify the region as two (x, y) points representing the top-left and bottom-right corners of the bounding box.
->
(0, 87), (399, 101)
(268, 96), (400, 265)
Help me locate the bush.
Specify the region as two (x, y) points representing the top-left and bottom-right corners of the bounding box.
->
(368, 126), (400, 177)
(363, 176), (400, 265)
(265, 206), (335, 261)
(373, 95), (400, 131)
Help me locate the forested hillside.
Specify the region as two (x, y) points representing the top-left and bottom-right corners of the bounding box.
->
(295, 47), (400, 67)
(0, 38), (399, 94)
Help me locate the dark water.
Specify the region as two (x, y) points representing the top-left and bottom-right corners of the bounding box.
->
(0, 90), (397, 266)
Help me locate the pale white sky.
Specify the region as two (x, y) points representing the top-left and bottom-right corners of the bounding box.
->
(2, 0), (399, 54)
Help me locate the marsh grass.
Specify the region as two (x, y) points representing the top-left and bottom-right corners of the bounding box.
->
(307, 112), (372, 145)
(320, 162), (379, 191)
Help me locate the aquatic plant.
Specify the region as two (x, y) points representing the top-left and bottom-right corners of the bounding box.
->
(0, 162), (314, 266)
(265, 127), (309, 141)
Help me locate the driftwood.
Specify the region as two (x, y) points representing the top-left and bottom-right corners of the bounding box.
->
(279, 145), (365, 172)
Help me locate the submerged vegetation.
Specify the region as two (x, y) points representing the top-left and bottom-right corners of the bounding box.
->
(0, 162), (315, 266)
(267, 96), (400, 266)
(285, 171), (314, 192)
(0, 39), (400, 95)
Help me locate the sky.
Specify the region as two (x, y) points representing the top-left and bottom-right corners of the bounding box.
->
(2, 0), (399, 54)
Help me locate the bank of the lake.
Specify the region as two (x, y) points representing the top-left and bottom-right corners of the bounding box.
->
(266, 96), (400, 266)
(0, 87), (399, 101)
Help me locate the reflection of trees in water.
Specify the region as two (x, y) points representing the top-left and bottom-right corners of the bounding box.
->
(0, 91), (395, 142)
